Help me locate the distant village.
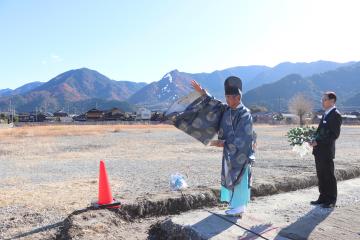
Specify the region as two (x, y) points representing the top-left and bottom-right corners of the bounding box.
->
(0, 107), (166, 124)
(0, 107), (359, 125)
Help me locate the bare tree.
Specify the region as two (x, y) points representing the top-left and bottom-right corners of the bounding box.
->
(288, 93), (313, 126)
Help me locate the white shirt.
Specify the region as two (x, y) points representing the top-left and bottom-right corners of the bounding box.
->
(324, 105), (336, 118)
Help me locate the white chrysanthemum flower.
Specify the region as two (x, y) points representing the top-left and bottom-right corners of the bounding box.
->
(292, 143), (312, 158)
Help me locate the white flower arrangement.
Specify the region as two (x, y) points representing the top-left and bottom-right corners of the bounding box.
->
(292, 143), (313, 158)
(286, 126), (316, 158)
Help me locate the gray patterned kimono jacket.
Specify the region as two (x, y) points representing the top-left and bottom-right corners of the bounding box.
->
(168, 93), (254, 190)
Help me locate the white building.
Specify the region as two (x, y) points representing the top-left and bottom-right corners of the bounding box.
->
(136, 107), (151, 120)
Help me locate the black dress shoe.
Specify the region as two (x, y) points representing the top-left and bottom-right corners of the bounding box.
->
(310, 200), (324, 205)
(321, 202), (336, 208)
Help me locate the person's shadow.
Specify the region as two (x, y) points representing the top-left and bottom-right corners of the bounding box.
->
(274, 206), (333, 239)
(190, 212), (275, 239)
(239, 223), (277, 240)
(4, 221), (64, 240)
(190, 212), (238, 238)
(3, 208), (90, 240)
(190, 207), (333, 239)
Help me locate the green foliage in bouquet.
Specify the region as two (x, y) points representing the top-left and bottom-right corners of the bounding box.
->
(286, 126), (316, 146)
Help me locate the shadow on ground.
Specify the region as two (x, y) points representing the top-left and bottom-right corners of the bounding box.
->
(275, 206), (333, 239)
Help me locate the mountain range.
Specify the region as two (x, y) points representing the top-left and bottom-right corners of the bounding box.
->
(128, 60), (356, 110)
(243, 62), (360, 111)
(0, 68), (146, 113)
(0, 82), (44, 97)
(246, 61), (354, 90)
(0, 60), (359, 113)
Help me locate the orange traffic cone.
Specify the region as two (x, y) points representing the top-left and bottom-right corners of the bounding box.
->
(92, 160), (121, 209)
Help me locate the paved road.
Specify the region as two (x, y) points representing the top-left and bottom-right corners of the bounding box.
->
(160, 177), (360, 239)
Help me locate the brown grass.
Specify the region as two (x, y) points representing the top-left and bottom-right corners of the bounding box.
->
(0, 124), (175, 138)
(1, 123), (358, 139)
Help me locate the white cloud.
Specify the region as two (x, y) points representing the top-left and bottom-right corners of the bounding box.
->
(41, 54), (63, 65)
(51, 54), (63, 62)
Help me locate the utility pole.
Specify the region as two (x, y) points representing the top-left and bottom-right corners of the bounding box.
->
(278, 96), (281, 113)
(9, 100), (13, 123)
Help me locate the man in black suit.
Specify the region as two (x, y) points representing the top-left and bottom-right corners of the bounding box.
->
(310, 91), (342, 208)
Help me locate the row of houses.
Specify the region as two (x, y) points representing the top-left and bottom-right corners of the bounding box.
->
(1, 107), (166, 123)
(252, 111), (360, 125)
(81, 107), (163, 121)
(2, 107), (359, 124)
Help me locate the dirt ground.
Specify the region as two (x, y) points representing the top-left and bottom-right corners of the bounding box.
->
(0, 124), (359, 239)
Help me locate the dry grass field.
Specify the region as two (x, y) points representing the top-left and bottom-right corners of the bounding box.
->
(0, 123), (360, 238)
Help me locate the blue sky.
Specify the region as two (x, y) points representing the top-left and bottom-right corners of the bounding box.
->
(1, 0), (359, 89)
